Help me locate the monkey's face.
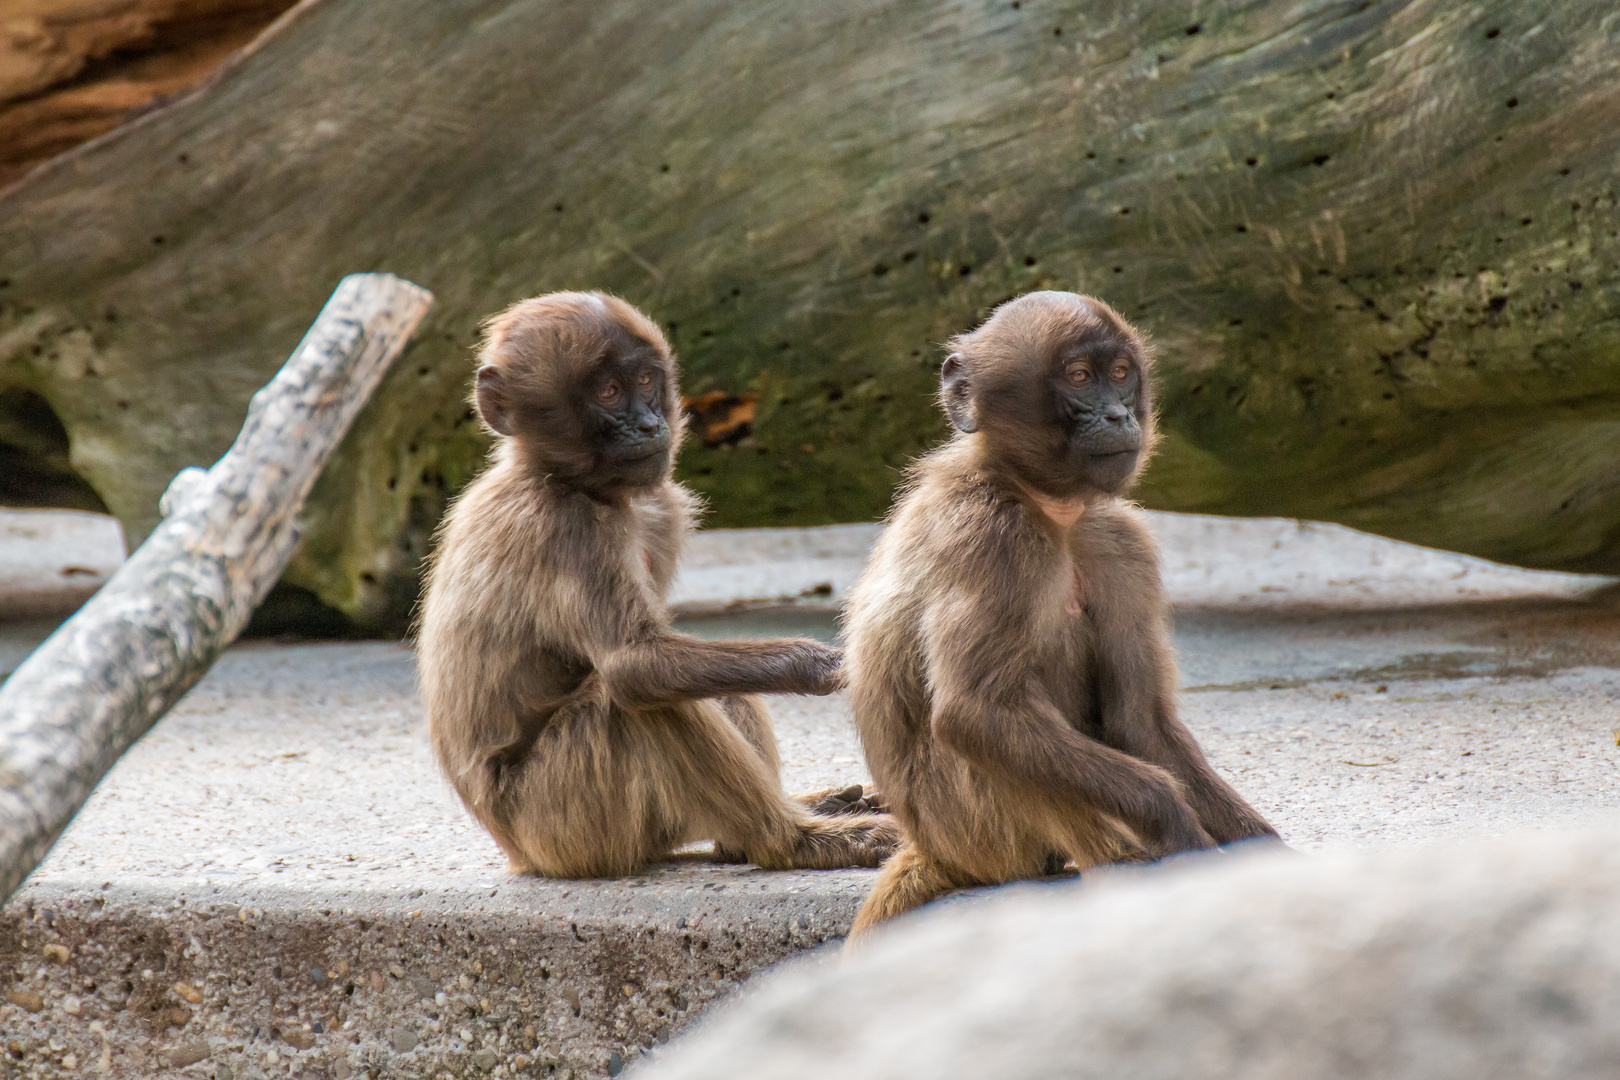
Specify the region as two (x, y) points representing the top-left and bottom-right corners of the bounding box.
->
(1042, 333), (1148, 495)
(943, 291), (1153, 499)
(581, 337), (676, 488)
(474, 292), (684, 494)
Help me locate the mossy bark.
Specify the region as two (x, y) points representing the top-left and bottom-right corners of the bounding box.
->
(1, 0), (1617, 630)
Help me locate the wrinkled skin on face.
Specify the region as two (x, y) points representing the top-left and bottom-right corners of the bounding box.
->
(472, 292), (685, 496)
(576, 329), (673, 488)
(940, 291), (1155, 500)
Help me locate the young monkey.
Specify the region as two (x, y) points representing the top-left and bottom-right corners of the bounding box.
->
(418, 292), (895, 877)
(844, 291), (1280, 937)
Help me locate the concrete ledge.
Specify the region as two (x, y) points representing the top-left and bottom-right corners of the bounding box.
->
(0, 643), (873, 1080)
(1147, 513), (1614, 610)
(3, 867), (862, 1080)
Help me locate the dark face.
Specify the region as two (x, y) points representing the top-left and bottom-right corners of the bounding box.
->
(942, 293), (1152, 500)
(1047, 332), (1146, 494)
(474, 312), (677, 493)
(581, 335), (673, 488)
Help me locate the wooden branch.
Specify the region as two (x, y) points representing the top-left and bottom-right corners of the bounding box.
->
(0, 272), (433, 902)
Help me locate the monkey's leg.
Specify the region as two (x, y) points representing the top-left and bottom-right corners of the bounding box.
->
(714, 809), (896, 867)
(668, 700), (900, 870)
(715, 783), (883, 861)
(761, 809), (902, 870)
(495, 700), (685, 879)
(847, 841), (958, 942)
(716, 693), (886, 815)
(718, 695), (781, 777)
(709, 695), (784, 863)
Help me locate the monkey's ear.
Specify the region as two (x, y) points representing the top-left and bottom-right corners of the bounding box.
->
(940, 353), (978, 434)
(474, 366), (514, 436)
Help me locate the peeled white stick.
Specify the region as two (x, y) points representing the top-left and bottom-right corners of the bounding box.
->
(0, 272), (433, 901)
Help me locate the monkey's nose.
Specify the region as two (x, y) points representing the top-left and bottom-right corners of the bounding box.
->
(1102, 404), (1130, 424)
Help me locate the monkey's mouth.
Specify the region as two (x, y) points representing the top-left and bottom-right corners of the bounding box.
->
(1080, 445), (1141, 465)
(609, 438), (671, 465)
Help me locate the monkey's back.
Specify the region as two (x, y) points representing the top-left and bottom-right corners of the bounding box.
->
(844, 441), (1031, 816)
(416, 449), (694, 813)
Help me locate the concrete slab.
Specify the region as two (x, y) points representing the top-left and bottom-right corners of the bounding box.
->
(668, 513), (1615, 613)
(0, 510), (124, 621)
(2, 511), (1618, 1079)
(6, 507), (1607, 629)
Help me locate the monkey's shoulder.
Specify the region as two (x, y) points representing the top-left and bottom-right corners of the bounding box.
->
(869, 470), (1044, 598)
(628, 480), (700, 541)
(1075, 502), (1161, 567)
(437, 466), (642, 582)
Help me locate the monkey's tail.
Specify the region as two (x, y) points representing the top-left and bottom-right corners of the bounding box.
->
(847, 839), (959, 944)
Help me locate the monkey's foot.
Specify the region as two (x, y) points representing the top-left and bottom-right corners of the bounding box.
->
(712, 842), (750, 864)
(1041, 850), (1076, 877)
(796, 784), (887, 816)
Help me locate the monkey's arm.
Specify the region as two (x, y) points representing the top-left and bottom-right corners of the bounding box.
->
(923, 589), (1213, 854)
(597, 634), (842, 709)
(546, 514), (842, 709)
(1089, 572), (1279, 844)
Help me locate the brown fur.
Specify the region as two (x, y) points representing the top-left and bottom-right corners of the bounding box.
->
(418, 292), (897, 878)
(845, 291), (1278, 937)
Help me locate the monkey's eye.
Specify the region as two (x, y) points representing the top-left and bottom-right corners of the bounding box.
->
(636, 368), (655, 388)
(1110, 361), (1132, 382)
(597, 379), (623, 404)
(1064, 363), (1092, 386)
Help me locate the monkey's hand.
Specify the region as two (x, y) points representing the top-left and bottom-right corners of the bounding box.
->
(786, 640), (845, 696)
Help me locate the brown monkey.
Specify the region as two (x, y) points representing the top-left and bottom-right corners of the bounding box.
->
(844, 291), (1279, 936)
(418, 292), (896, 878)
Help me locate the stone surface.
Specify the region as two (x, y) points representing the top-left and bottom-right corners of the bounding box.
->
(2, 0), (1618, 630)
(1, 516), (1617, 1077)
(3, 588), (1620, 1075)
(636, 827), (1620, 1080)
(671, 513), (1616, 615)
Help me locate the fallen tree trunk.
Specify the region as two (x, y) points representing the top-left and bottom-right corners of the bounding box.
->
(0, 272), (432, 903)
(0, 0), (298, 189)
(0, 1), (1617, 631)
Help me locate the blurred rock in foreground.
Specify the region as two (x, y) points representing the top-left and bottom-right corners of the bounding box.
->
(638, 827), (1620, 1080)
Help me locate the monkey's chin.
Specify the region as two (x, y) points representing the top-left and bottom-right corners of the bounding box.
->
(1078, 449), (1140, 493)
(604, 448), (671, 488)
